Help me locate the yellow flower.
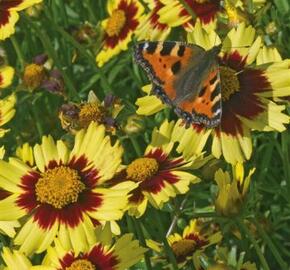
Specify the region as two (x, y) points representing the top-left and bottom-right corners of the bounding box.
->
(96, 0), (144, 67)
(135, 22), (290, 164)
(39, 234), (147, 270)
(215, 163), (255, 216)
(0, 65), (14, 89)
(0, 122), (135, 255)
(59, 91), (123, 134)
(157, 0), (220, 31)
(0, 93), (16, 138)
(108, 120), (208, 217)
(0, 0), (43, 40)
(135, 0), (171, 41)
(167, 219), (222, 268)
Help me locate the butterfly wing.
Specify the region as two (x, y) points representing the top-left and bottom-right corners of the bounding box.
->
(134, 41), (222, 128)
(134, 41), (206, 103)
(175, 63), (222, 128)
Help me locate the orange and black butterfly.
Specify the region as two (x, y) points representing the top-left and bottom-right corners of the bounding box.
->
(133, 41), (222, 128)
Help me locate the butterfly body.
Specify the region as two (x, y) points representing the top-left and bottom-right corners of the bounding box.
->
(134, 41), (222, 128)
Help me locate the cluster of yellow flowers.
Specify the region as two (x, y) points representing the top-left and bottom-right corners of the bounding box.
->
(0, 0), (289, 269)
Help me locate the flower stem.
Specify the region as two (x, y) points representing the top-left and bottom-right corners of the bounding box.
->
(252, 218), (288, 270)
(281, 131), (290, 198)
(58, 0), (68, 27)
(31, 104), (44, 138)
(130, 136), (143, 157)
(166, 194), (189, 237)
(10, 36), (25, 70)
(153, 209), (179, 270)
(84, 0), (98, 23)
(132, 217), (153, 270)
(236, 219), (270, 270)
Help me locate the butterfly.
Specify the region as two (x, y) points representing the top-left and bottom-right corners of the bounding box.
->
(133, 41), (222, 128)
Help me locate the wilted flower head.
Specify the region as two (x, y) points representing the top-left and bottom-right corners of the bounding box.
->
(41, 69), (65, 96)
(23, 63), (46, 90)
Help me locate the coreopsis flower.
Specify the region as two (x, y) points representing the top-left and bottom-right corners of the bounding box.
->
(0, 122), (135, 255)
(38, 234), (146, 270)
(0, 0), (43, 40)
(214, 163), (255, 216)
(167, 219), (222, 268)
(0, 65), (14, 89)
(96, 0), (144, 67)
(158, 0), (221, 31)
(135, 0), (171, 41)
(0, 93), (16, 137)
(108, 120), (207, 217)
(136, 22), (290, 164)
(59, 91), (122, 133)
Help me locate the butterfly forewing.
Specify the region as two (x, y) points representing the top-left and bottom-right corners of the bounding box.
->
(134, 41), (205, 101)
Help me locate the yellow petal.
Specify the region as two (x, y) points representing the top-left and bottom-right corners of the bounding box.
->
(0, 66), (15, 88)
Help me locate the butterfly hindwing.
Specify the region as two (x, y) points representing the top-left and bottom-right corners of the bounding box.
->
(176, 64), (222, 127)
(134, 41), (222, 128)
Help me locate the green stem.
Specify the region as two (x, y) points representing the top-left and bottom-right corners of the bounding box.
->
(252, 219), (288, 270)
(153, 209), (179, 270)
(132, 217), (153, 270)
(23, 15), (80, 101)
(126, 214), (136, 235)
(130, 136), (143, 157)
(177, 0), (196, 20)
(58, 0), (69, 27)
(236, 219), (270, 270)
(10, 36), (25, 70)
(281, 131), (290, 197)
(166, 194), (189, 237)
(84, 0), (98, 23)
(31, 105), (44, 138)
